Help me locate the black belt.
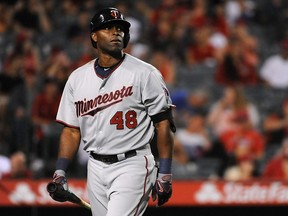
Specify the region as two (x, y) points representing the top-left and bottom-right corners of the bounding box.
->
(90, 150), (137, 164)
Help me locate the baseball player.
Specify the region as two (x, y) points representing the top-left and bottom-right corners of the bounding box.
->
(48, 7), (176, 216)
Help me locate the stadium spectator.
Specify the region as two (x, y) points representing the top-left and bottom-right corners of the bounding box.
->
(223, 154), (259, 181)
(149, 12), (173, 51)
(214, 22), (260, 86)
(171, 88), (209, 128)
(6, 68), (38, 156)
(41, 46), (71, 90)
(262, 96), (288, 146)
(174, 111), (211, 164)
(224, 0), (257, 27)
(169, 22), (190, 63)
(218, 110), (265, 161)
(2, 151), (32, 179)
(12, 0), (51, 35)
(214, 48), (259, 85)
(208, 1), (229, 36)
(207, 85), (260, 138)
(0, 31), (40, 94)
(262, 138), (288, 180)
(0, 51), (24, 96)
(186, 25), (216, 66)
(188, 0), (209, 30)
(186, 88), (210, 115)
(259, 38), (288, 89)
(151, 0), (188, 26)
(54, 0), (79, 34)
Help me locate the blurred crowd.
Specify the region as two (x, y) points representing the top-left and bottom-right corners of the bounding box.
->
(1, 0), (288, 181)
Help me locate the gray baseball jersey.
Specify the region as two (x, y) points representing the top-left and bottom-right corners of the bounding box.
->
(56, 53), (173, 155)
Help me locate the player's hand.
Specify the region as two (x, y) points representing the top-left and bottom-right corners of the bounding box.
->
(48, 170), (69, 202)
(152, 173), (172, 207)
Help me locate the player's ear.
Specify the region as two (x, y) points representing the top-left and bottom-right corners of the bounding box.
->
(91, 32), (97, 43)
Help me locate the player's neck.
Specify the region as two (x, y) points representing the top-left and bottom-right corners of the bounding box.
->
(98, 52), (124, 68)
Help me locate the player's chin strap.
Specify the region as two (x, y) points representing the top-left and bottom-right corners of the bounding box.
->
(150, 107), (176, 133)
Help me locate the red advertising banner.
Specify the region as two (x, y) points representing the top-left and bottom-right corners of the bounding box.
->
(1, 179), (288, 207)
(0, 179), (89, 207)
(162, 180), (288, 206)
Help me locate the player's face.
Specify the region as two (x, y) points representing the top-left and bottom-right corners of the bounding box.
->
(92, 23), (125, 56)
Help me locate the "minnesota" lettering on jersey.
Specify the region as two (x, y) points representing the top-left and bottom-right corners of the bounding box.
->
(75, 86), (133, 117)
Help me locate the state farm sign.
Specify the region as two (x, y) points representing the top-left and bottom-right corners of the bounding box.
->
(195, 181), (288, 204)
(150, 180), (288, 206)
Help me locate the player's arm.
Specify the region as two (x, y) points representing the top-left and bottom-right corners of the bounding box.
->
(142, 69), (176, 206)
(151, 107), (176, 163)
(54, 126), (81, 175)
(151, 109), (175, 207)
(154, 119), (174, 164)
(58, 126), (81, 161)
(48, 126), (81, 202)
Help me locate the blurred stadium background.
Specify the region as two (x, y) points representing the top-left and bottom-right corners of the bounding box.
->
(1, 0), (288, 215)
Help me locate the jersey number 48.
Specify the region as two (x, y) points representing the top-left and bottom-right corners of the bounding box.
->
(110, 110), (137, 130)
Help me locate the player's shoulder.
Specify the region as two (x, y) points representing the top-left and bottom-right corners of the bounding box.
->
(123, 53), (156, 72)
(123, 54), (164, 81)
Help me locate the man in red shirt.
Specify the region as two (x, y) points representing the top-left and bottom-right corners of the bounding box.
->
(219, 111), (265, 161)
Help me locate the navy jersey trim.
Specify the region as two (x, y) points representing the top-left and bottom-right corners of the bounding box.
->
(94, 55), (125, 79)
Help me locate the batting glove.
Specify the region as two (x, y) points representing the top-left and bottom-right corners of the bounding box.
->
(49, 170), (69, 202)
(152, 173), (172, 207)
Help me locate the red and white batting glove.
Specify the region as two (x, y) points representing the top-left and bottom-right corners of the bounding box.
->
(152, 173), (172, 207)
(49, 170), (69, 202)
(53, 170), (68, 190)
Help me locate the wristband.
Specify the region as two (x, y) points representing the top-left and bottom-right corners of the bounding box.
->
(158, 158), (172, 174)
(56, 157), (70, 172)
